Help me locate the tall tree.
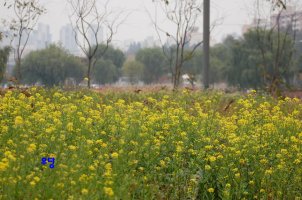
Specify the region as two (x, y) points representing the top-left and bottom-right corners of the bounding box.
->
(0, 47), (10, 82)
(150, 0), (203, 89)
(268, 0), (286, 8)
(68, 0), (122, 88)
(20, 45), (85, 86)
(253, 0), (296, 95)
(4, 0), (45, 82)
(135, 48), (167, 84)
(225, 30), (294, 90)
(95, 45), (125, 69)
(93, 59), (118, 85)
(122, 60), (144, 84)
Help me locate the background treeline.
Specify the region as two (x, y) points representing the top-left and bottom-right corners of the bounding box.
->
(1, 29), (302, 89)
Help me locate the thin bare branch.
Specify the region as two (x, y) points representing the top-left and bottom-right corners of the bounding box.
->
(68, 0), (126, 88)
(148, 0), (204, 88)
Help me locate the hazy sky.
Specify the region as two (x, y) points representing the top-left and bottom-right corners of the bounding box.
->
(0, 0), (286, 44)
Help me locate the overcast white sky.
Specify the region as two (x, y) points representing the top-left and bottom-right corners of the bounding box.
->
(38, 0), (253, 43)
(1, 0), (299, 44)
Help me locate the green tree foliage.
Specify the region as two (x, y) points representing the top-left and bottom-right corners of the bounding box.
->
(295, 55), (302, 73)
(19, 45), (85, 86)
(92, 45), (125, 84)
(183, 42), (231, 84)
(0, 46), (10, 82)
(68, 0), (115, 88)
(226, 29), (294, 89)
(182, 50), (202, 75)
(182, 30), (295, 89)
(127, 42), (141, 56)
(226, 38), (262, 88)
(135, 48), (167, 84)
(122, 60), (144, 84)
(153, 0), (203, 89)
(93, 59), (119, 85)
(95, 45), (126, 69)
(4, 0), (45, 82)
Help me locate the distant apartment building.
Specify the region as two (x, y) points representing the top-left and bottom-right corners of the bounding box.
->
(0, 23), (52, 75)
(185, 26), (216, 47)
(88, 24), (103, 46)
(60, 24), (79, 55)
(242, 18), (269, 34)
(188, 26), (203, 47)
(118, 39), (135, 52)
(17, 23), (52, 60)
(141, 36), (154, 48)
(141, 36), (161, 48)
(242, 6), (302, 34)
(1, 23), (51, 50)
(165, 37), (175, 47)
(60, 24), (103, 55)
(30, 23), (52, 49)
(270, 6), (302, 31)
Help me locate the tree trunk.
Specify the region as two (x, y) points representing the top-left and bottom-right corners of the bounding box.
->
(173, 45), (180, 90)
(173, 64), (182, 89)
(15, 58), (22, 83)
(87, 59), (91, 88)
(173, 66), (178, 89)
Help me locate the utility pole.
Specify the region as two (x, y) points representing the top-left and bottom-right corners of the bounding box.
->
(203, 0), (210, 89)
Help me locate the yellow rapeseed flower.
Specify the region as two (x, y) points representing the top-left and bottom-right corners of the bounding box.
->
(205, 145), (214, 150)
(33, 176), (40, 182)
(81, 189), (88, 195)
(208, 156), (216, 162)
(89, 165), (96, 171)
(66, 122), (73, 131)
(265, 168), (273, 175)
(14, 116), (23, 126)
(27, 144), (37, 153)
(105, 163), (112, 170)
(0, 162), (9, 171)
(30, 181), (36, 187)
(207, 188), (214, 193)
(104, 187), (114, 197)
(235, 173), (240, 178)
(111, 152), (119, 159)
(68, 145), (77, 151)
(205, 165), (212, 171)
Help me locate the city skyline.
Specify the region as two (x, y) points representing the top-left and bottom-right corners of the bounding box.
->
(2, 0), (302, 54)
(0, 21), (204, 53)
(1, 0), (283, 45)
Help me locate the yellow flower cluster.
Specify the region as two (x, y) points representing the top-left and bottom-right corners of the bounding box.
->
(0, 88), (301, 199)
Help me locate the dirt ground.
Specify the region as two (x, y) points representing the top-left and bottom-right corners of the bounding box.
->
(1, 85), (302, 100)
(282, 90), (302, 99)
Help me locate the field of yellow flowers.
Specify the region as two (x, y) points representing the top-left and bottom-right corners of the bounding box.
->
(0, 88), (302, 199)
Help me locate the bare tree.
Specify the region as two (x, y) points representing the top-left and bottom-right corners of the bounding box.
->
(3, 0), (45, 82)
(268, 0), (287, 9)
(68, 0), (123, 88)
(149, 0), (203, 89)
(253, 0), (297, 96)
